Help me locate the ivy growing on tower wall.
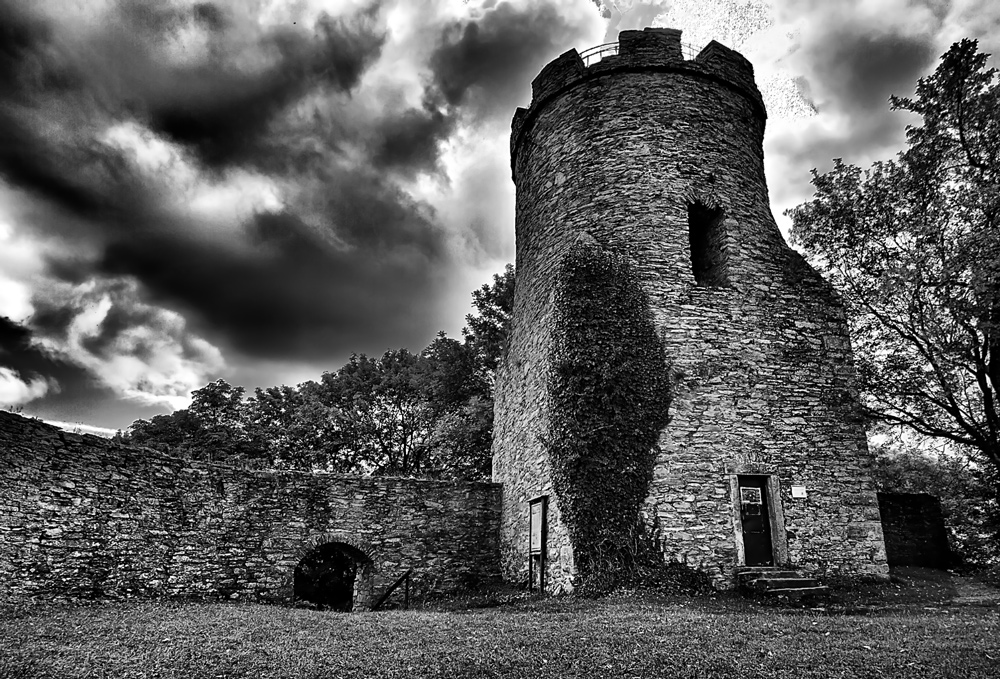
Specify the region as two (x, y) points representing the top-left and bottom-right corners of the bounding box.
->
(544, 238), (674, 589)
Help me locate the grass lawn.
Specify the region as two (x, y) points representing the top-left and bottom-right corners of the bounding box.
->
(1, 592), (997, 679)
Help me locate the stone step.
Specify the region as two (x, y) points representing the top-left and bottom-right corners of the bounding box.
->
(750, 577), (821, 591)
(764, 585), (829, 600)
(737, 566), (829, 601)
(737, 569), (801, 583)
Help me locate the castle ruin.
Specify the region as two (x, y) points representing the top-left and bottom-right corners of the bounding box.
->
(0, 29), (889, 607)
(492, 28), (889, 590)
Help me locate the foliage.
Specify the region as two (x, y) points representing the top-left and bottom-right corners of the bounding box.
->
(124, 380), (268, 466)
(544, 240), (673, 589)
(787, 39), (1000, 484)
(308, 349), (432, 475)
(121, 266), (514, 478)
(463, 263), (515, 386)
(245, 384), (340, 471)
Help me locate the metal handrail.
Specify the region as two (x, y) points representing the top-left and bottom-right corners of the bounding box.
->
(371, 569), (412, 611)
(579, 39), (707, 67)
(580, 42), (619, 66)
(680, 41), (703, 60)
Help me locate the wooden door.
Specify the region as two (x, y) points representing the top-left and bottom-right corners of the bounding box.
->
(738, 476), (774, 566)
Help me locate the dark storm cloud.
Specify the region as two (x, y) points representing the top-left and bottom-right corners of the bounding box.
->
(0, 111), (116, 219)
(764, 0), (958, 228)
(0, 0), (388, 184)
(142, 7), (388, 169)
(802, 31), (937, 114)
(0, 316), (164, 426)
(0, 3), (115, 216)
(366, 103), (455, 176)
(364, 0), (604, 175)
(0, 0), (601, 380)
(192, 2), (227, 31)
(776, 2), (942, 147)
(0, 316), (62, 386)
(429, 1), (597, 118)
(0, 316), (97, 407)
(98, 204), (445, 359)
(769, 31), (938, 170)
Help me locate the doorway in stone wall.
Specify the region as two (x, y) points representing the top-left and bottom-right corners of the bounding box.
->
(293, 541), (373, 611)
(737, 475), (774, 566)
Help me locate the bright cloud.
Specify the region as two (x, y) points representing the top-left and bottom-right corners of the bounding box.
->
(0, 367), (55, 406)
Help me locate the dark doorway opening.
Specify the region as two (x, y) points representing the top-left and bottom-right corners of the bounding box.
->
(738, 475), (774, 566)
(294, 542), (371, 611)
(687, 202), (728, 286)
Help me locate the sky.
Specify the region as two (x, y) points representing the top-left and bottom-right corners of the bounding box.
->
(1, 0), (998, 434)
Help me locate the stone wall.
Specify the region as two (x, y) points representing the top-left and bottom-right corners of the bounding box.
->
(0, 411), (501, 605)
(495, 27), (888, 590)
(877, 492), (953, 569)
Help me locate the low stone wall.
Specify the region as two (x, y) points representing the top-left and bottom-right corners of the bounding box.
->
(877, 492), (953, 569)
(0, 411), (501, 605)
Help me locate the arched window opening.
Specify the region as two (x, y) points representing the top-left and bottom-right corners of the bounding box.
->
(687, 202), (729, 287)
(294, 542), (372, 611)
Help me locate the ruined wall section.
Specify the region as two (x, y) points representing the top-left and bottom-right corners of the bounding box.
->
(0, 412), (501, 603)
(878, 492), (953, 569)
(497, 27), (888, 589)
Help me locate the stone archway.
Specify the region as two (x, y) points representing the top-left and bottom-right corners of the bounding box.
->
(292, 534), (376, 611)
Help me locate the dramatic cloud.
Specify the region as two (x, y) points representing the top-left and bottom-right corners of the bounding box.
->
(3, 0), (997, 429)
(759, 0), (1000, 223)
(0, 0), (605, 426)
(430, 0), (602, 118)
(0, 366), (54, 407)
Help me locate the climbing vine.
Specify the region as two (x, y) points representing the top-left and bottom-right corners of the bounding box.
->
(545, 239), (674, 590)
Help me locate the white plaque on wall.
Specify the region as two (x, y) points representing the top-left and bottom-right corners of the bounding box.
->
(791, 486), (807, 498)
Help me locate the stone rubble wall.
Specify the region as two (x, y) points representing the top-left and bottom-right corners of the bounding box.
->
(877, 492), (953, 569)
(0, 411), (501, 604)
(496, 27), (889, 590)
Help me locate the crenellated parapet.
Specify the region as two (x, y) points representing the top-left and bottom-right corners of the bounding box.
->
(510, 27), (765, 178)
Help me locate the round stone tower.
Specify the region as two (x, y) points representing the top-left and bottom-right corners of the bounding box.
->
(493, 28), (889, 591)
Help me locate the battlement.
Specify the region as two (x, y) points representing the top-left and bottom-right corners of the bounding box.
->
(511, 28), (765, 175)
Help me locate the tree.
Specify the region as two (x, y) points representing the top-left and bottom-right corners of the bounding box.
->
(417, 333), (493, 479)
(124, 379), (267, 465)
(244, 384), (345, 471)
(464, 263), (515, 385)
(787, 39), (1000, 480)
(123, 408), (201, 452)
(311, 350), (434, 475)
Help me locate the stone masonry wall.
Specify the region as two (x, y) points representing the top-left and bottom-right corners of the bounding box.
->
(495, 27), (888, 590)
(0, 411), (501, 605)
(877, 492), (953, 569)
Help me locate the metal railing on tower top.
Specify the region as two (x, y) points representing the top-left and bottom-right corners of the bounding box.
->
(579, 42), (619, 66)
(578, 40), (704, 67)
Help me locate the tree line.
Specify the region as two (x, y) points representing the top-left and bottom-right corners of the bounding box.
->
(120, 266), (514, 480)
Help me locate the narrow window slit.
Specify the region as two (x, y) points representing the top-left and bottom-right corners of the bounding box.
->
(687, 202), (729, 287)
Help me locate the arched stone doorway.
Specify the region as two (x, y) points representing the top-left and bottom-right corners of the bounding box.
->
(293, 537), (375, 611)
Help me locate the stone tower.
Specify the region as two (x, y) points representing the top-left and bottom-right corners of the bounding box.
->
(492, 28), (889, 590)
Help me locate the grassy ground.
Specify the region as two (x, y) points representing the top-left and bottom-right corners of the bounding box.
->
(1, 572), (998, 679)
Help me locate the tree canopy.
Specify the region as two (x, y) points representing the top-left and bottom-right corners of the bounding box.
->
(120, 266), (514, 479)
(787, 39), (1000, 482)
